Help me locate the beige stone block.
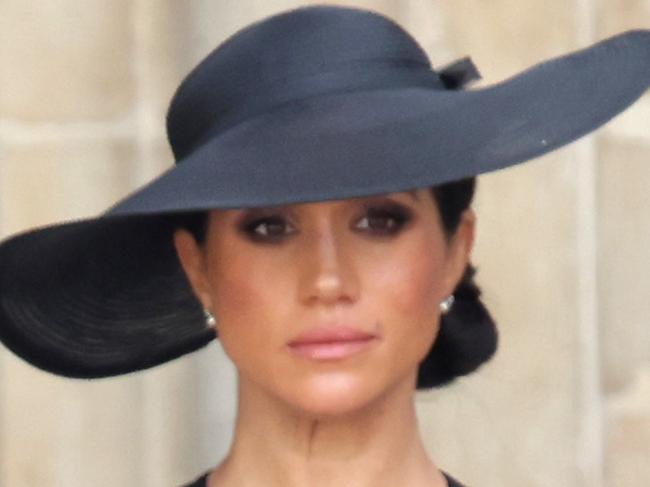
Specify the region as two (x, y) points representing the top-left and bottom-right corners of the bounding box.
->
(0, 354), (143, 487)
(388, 1), (449, 62)
(601, 95), (650, 141)
(130, 135), (175, 186)
(179, 0), (419, 73)
(605, 365), (650, 486)
(597, 0), (650, 37)
(597, 137), (650, 393)
(179, 0), (308, 69)
(440, 0), (577, 81)
(139, 355), (206, 487)
(417, 147), (589, 486)
(132, 1), (189, 146)
(0, 138), (136, 236)
(190, 343), (238, 478)
(0, 0), (133, 121)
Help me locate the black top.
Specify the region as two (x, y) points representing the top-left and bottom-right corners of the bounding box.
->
(182, 470), (466, 486)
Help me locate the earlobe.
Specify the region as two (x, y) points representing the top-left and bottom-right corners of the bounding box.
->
(172, 229), (213, 310)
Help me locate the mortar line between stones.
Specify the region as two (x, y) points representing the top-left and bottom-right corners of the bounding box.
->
(0, 119), (136, 144)
(574, 1), (604, 486)
(131, 2), (165, 487)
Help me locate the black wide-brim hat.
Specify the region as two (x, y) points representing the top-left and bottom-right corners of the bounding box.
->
(1, 5), (649, 378)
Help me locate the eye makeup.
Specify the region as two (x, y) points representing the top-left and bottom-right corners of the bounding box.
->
(355, 200), (414, 236)
(238, 212), (296, 242)
(235, 197), (415, 244)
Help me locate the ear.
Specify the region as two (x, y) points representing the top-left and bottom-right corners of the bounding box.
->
(442, 208), (476, 295)
(172, 229), (214, 311)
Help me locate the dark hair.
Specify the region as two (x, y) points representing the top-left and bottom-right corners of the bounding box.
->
(420, 179), (498, 388)
(172, 178), (497, 389)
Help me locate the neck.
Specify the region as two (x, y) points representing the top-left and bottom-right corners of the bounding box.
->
(209, 371), (448, 487)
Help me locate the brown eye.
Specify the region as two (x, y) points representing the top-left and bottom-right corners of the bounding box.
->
(241, 216), (294, 241)
(356, 205), (412, 236)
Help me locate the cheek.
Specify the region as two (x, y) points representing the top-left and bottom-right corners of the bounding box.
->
(369, 236), (447, 323)
(352, 235), (446, 388)
(364, 233), (449, 372)
(203, 243), (292, 364)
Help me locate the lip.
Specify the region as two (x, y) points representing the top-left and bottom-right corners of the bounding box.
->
(287, 324), (379, 361)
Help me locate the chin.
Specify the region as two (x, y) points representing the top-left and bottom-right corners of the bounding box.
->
(281, 372), (392, 418)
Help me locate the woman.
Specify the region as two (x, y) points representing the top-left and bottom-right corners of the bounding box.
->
(175, 181), (483, 487)
(0, 5), (648, 486)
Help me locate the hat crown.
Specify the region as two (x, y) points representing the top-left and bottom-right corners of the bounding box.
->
(166, 5), (432, 160)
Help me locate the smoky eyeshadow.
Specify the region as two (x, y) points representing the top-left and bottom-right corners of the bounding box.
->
(234, 197), (416, 241)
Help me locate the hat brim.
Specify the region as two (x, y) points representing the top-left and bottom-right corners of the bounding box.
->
(0, 215), (213, 378)
(108, 29), (650, 215)
(0, 29), (649, 378)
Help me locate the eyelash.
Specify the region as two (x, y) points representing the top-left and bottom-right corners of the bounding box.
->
(238, 203), (413, 243)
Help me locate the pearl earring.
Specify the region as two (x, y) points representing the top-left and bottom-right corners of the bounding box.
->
(440, 295), (455, 314)
(203, 309), (217, 327)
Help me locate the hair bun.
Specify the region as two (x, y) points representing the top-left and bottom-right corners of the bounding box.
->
(417, 264), (498, 389)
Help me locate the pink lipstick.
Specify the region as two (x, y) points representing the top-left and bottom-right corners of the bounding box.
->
(287, 325), (378, 361)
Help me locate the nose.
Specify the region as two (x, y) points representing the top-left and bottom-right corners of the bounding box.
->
(297, 224), (359, 306)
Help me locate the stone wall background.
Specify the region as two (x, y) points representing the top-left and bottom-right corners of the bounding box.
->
(0, 1), (648, 486)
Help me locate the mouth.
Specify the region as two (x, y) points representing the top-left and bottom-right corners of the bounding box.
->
(287, 324), (379, 361)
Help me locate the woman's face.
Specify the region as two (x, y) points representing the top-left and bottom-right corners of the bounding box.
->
(174, 189), (474, 416)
